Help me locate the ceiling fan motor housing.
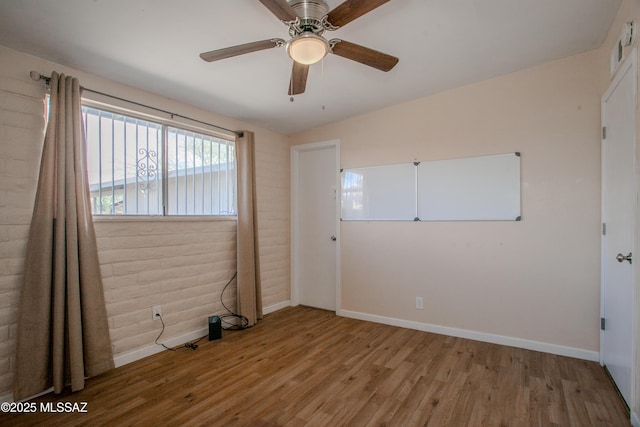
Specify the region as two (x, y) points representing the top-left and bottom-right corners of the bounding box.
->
(289, 0), (329, 35)
(200, 0), (399, 95)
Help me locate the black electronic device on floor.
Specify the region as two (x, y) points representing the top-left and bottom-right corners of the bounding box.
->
(208, 315), (221, 341)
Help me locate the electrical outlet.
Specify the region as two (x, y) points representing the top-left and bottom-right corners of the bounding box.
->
(152, 305), (162, 320)
(415, 297), (424, 310)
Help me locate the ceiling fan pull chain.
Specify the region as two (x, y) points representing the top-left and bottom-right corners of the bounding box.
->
(290, 60), (294, 102)
(321, 57), (324, 106)
(200, 0), (399, 96)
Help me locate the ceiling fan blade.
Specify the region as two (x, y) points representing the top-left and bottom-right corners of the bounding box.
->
(200, 39), (285, 62)
(258, 0), (299, 22)
(288, 61), (309, 95)
(326, 0), (391, 28)
(329, 39), (398, 72)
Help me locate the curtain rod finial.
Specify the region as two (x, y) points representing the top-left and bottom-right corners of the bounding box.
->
(30, 71), (51, 85)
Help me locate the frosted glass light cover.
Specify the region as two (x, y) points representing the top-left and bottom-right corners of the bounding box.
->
(287, 34), (328, 65)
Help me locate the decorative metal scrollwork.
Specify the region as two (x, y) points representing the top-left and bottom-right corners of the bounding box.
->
(137, 148), (157, 191)
(321, 15), (339, 31)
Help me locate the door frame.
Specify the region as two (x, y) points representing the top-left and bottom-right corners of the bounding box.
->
(600, 48), (637, 408)
(291, 139), (341, 312)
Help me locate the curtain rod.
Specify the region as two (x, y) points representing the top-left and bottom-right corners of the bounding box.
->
(29, 71), (243, 137)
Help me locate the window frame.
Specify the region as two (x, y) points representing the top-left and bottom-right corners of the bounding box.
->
(81, 98), (238, 219)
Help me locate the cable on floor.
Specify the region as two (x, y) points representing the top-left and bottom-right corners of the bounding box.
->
(219, 271), (249, 330)
(154, 314), (206, 351)
(154, 271), (249, 352)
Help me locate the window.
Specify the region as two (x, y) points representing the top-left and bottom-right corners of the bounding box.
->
(166, 126), (236, 215)
(82, 105), (236, 216)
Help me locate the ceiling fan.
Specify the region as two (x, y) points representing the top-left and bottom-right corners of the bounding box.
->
(199, 0), (399, 96)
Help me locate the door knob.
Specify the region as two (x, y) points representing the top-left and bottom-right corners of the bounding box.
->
(616, 252), (632, 264)
(330, 235), (337, 241)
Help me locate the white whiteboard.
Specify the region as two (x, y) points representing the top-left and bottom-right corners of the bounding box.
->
(418, 153), (521, 221)
(341, 153), (521, 221)
(341, 163), (417, 220)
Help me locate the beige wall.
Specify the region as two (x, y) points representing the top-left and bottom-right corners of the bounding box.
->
(1, 2), (637, 412)
(0, 45), (290, 400)
(292, 50), (604, 353)
(292, 2), (640, 419)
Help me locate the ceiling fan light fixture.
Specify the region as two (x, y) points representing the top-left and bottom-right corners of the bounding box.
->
(287, 32), (328, 65)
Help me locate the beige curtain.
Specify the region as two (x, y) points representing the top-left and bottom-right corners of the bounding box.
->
(13, 72), (114, 401)
(236, 131), (262, 326)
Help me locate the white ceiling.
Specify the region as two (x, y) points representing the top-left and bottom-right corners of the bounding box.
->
(0, 0), (621, 135)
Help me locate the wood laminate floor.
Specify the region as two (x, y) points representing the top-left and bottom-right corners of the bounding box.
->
(2, 306), (630, 426)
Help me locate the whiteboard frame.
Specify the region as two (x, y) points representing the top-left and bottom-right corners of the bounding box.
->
(417, 152), (521, 221)
(340, 153), (521, 222)
(341, 162), (418, 221)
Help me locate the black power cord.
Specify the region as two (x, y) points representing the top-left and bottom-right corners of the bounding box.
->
(154, 314), (206, 352)
(153, 271), (249, 352)
(219, 271), (250, 330)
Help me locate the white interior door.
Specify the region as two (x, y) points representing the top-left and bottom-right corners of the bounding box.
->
(292, 141), (339, 311)
(601, 50), (636, 407)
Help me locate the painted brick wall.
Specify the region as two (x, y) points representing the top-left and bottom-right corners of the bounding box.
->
(96, 218), (238, 355)
(255, 138), (291, 308)
(0, 72), (45, 400)
(0, 45), (291, 400)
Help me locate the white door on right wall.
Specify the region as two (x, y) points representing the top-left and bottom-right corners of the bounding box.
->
(601, 49), (636, 408)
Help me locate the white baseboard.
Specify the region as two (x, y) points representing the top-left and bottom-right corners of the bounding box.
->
(114, 301), (291, 368)
(338, 309), (599, 362)
(264, 300), (291, 315)
(1, 386), (54, 404)
(632, 410), (639, 427)
(113, 327), (209, 368)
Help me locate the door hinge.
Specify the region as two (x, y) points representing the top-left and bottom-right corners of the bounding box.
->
(602, 126), (607, 139)
(601, 317), (606, 331)
(602, 222), (606, 236)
